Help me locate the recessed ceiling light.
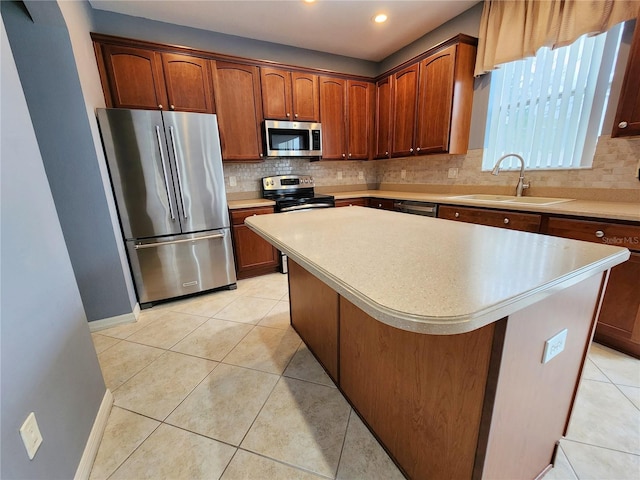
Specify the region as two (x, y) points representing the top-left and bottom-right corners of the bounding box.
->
(373, 13), (388, 24)
(303, 0), (316, 4)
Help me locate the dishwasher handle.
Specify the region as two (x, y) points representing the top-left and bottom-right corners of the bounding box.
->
(395, 202), (438, 216)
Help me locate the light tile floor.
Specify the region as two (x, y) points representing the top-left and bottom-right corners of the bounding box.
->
(90, 273), (640, 479)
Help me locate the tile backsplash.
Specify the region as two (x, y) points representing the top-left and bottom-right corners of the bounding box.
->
(223, 135), (640, 199)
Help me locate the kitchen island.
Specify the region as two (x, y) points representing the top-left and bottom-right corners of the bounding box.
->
(245, 207), (629, 479)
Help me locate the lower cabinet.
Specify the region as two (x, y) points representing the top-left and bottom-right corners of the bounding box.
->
(367, 197), (396, 211)
(334, 198), (367, 208)
(544, 216), (640, 358)
(230, 207), (279, 279)
(438, 205), (541, 232)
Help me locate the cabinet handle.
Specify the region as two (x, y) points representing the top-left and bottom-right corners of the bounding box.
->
(158, 104), (163, 109)
(503, 218), (510, 224)
(454, 212), (460, 218)
(286, 113), (290, 117)
(170, 105), (175, 110)
(342, 153), (346, 158)
(416, 147), (421, 152)
(385, 151), (389, 155)
(348, 153), (352, 157)
(618, 121), (628, 129)
(410, 148), (414, 153)
(294, 113), (298, 118)
(378, 203), (382, 208)
(595, 230), (605, 238)
(259, 153), (264, 158)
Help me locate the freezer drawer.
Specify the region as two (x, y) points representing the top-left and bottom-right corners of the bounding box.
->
(126, 229), (236, 305)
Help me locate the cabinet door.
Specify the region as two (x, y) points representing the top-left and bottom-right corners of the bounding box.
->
(612, 16), (640, 137)
(347, 80), (373, 160)
(319, 76), (347, 160)
(438, 205), (541, 232)
(260, 67), (292, 120)
(291, 72), (319, 121)
(375, 76), (393, 159)
(595, 253), (640, 357)
(212, 61), (264, 161)
(391, 64), (419, 157)
(161, 53), (214, 113)
(101, 44), (167, 109)
(415, 45), (456, 154)
(230, 207), (279, 279)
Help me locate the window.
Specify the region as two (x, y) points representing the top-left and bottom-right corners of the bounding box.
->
(482, 25), (623, 171)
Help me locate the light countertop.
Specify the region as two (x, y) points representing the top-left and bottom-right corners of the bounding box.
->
(246, 207), (629, 335)
(327, 190), (640, 222)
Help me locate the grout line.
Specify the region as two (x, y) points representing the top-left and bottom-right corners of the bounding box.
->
(234, 447), (334, 479)
(561, 438), (640, 458)
(235, 372), (283, 447)
(103, 420), (163, 480)
(557, 443), (580, 480)
(334, 408), (353, 479)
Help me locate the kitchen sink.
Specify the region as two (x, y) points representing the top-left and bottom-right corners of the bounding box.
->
(452, 194), (574, 206)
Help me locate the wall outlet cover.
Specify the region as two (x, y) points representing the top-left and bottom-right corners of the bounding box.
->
(401, 169), (407, 180)
(448, 168), (459, 179)
(19, 412), (43, 460)
(229, 176), (237, 187)
(542, 329), (568, 364)
(337, 171), (343, 180)
(358, 171), (364, 180)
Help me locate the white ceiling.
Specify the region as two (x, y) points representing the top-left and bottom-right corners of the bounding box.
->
(89, 0), (480, 62)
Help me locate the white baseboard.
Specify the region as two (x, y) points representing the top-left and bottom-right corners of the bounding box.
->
(74, 389), (113, 480)
(88, 303), (140, 332)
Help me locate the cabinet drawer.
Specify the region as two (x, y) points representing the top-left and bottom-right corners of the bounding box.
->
(368, 198), (396, 211)
(230, 206), (275, 225)
(438, 205), (541, 232)
(545, 218), (640, 251)
(335, 198), (367, 208)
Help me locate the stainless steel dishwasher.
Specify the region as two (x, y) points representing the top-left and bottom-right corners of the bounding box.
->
(394, 200), (438, 217)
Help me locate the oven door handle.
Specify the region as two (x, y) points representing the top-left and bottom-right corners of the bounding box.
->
(279, 203), (334, 212)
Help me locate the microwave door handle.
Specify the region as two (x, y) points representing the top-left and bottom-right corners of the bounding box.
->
(168, 126), (188, 220)
(155, 125), (176, 221)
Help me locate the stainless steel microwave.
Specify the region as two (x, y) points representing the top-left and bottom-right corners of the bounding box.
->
(263, 120), (322, 158)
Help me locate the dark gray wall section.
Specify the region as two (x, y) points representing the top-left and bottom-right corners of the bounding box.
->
(2, 0), (133, 321)
(92, 8), (378, 77)
(1, 13), (106, 478)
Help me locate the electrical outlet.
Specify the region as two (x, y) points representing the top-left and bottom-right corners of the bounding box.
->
(229, 176), (237, 187)
(401, 169), (406, 180)
(448, 168), (458, 179)
(20, 412), (43, 460)
(542, 329), (568, 364)
(337, 171), (343, 180)
(358, 171), (364, 180)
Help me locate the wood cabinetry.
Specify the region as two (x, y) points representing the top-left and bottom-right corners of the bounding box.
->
(97, 44), (167, 110)
(386, 37), (477, 157)
(319, 76), (373, 160)
(544, 216), (640, 357)
(230, 207), (279, 279)
(96, 43), (214, 113)
(438, 205), (542, 232)
(161, 53), (214, 113)
(374, 76), (393, 159)
(212, 62), (264, 161)
(367, 198), (396, 211)
(612, 16), (640, 137)
(334, 198), (367, 207)
(260, 67), (319, 121)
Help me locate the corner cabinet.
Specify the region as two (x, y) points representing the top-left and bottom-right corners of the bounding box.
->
(383, 36), (477, 157)
(612, 16), (640, 137)
(212, 62), (264, 161)
(319, 76), (373, 160)
(260, 67), (319, 121)
(230, 207), (279, 279)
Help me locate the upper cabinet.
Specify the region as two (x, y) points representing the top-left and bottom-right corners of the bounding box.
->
(382, 36), (477, 157)
(97, 43), (214, 113)
(374, 76), (393, 159)
(160, 53), (215, 113)
(98, 44), (168, 110)
(261, 67), (319, 121)
(212, 61), (264, 161)
(612, 17), (640, 137)
(319, 76), (373, 160)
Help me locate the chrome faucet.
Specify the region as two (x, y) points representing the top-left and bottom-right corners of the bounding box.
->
(491, 153), (530, 197)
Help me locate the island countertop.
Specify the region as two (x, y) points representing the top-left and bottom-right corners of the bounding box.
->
(245, 206), (630, 335)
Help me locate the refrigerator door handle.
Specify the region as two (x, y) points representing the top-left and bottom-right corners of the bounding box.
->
(134, 232), (225, 249)
(168, 126), (188, 220)
(155, 125), (176, 221)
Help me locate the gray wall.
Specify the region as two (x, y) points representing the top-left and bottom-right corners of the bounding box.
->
(1, 14), (106, 479)
(1, 0), (134, 321)
(92, 7), (378, 77)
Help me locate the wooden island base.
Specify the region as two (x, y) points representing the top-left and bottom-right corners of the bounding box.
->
(288, 260), (605, 480)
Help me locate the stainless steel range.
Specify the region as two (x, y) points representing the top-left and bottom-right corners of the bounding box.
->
(262, 174), (334, 272)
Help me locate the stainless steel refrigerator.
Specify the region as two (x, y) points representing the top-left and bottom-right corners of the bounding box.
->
(97, 108), (236, 306)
